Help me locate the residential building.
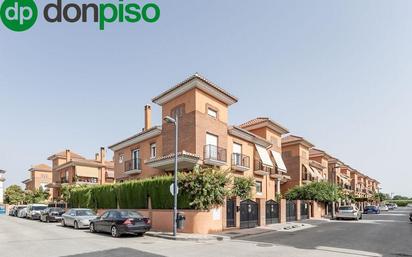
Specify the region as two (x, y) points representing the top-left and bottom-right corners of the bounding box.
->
(280, 135), (322, 192)
(47, 148), (114, 200)
(109, 74), (291, 230)
(22, 164), (52, 192)
(0, 170), (5, 204)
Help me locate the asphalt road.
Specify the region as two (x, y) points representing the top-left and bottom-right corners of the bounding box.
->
(0, 207), (410, 257)
(239, 206), (412, 257)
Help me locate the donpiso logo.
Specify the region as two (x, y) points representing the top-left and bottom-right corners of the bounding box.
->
(0, 0), (160, 32)
(0, 0), (38, 32)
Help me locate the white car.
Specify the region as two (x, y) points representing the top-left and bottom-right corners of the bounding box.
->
(336, 206), (363, 220)
(379, 204), (389, 211)
(26, 204), (48, 220)
(17, 207), (28, 218)
(61, 209), (97, 229)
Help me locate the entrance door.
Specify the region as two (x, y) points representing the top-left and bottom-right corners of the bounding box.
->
(286, 200), (296, 222)
(300, 201), (309, 220)
(240, 200), (258, 229)
(226, 199), (236, 227)
(265, 200), (279, 224)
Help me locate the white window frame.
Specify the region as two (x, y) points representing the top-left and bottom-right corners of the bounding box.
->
(150, 143), (157, 159)
(207, 108), (217, 118)
(118, 154), (124, 164)
(232, 143), (242, 166)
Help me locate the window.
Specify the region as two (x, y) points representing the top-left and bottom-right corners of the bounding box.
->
(206, 133), (218, 159)
(132, 149), (140, 170)
(150, 143), (157, 159)
(233, 143), (242, 165)
(118, 154), (124, 164)
(256, 181), (263, 193)
(207, 108), (217, 118)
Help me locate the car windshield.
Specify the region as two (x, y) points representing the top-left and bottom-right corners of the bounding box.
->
(119, 211), (142, 218)
(76, 210), (95, 216)
(17, 206), (26, 210)
(33, 206), (47, 210)
(339, 206), (353, 211)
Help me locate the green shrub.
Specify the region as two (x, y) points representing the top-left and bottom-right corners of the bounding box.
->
(117, 180), (148, 209)
(231, 176), (254, 200)
(388, 200), (412, 207)
(94, 185), (118, 209)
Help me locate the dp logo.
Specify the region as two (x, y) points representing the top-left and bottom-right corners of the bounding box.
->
(0, 0), (37, 32)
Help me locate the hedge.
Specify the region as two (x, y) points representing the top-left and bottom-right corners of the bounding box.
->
(387, 200), (412, 207)
(68, 176), (192, 210)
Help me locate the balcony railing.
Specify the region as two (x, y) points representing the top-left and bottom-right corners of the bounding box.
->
(231, 153), (250, 168)
(60, 178), (69, 184)
(204, 145), (227, 165)
(254, 159), (273, 174)
(124, 158), (142, 173)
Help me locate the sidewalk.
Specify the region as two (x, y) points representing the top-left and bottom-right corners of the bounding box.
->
(218, 218), (330, 239)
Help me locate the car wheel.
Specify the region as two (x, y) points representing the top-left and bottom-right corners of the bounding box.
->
(74, 221), (79, 230)
(111, 226), (120, 238)
(137, 233), (144, 237)
(90, 223), (96, 233)
(62, 219), (66, 227)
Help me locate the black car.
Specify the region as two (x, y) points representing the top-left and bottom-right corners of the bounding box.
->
(409, 212), (412, 222)
(40, 207), (65, 223)
(89, 210), (151, 238)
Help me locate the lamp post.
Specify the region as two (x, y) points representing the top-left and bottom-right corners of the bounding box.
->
(164, 115), (178, 237)
(0, 169), (6, 205)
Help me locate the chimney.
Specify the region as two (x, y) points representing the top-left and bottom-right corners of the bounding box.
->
(100, 147), (106, 164)
(95, 153), (100, 161)
(66, 149), (71, 162)
(144, 104), (152, 131)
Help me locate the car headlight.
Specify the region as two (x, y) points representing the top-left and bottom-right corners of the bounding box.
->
(79, 219), (90, 225)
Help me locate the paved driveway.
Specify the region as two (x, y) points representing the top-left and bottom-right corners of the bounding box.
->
(238, 206), (412, 257)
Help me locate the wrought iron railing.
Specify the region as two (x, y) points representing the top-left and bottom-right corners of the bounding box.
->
(231, 153), (250, 168)
(254, 159), (273, 173)
(204, 145), (227, 162)
(124, 158), (142, 172)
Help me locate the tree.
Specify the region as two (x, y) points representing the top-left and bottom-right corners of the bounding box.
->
(392, 195), (409, 200)
(374, 192), (390, 202)
(231, 176), (255, 200)
(285, 182), (343, 202)
(4, 185), (25, 204)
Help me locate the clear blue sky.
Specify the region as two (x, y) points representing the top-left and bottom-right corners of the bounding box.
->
(1, 0), (411, 196)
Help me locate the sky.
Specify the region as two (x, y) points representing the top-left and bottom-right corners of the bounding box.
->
(0, 0), (411, 196)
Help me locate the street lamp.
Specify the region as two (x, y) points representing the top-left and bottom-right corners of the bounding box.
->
(163, 115), (178, 237)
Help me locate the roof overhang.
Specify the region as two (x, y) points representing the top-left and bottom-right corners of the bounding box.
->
(152, 75), (238, 106)
(145, 151), (200, 171)
(109, 126), (162, 152)
(241, 119), (289, 135)
(22, 179), (32, 184)
(228, 126), (272, 148)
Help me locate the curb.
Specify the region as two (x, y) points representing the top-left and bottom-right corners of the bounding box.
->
(145, 232), (230, 242)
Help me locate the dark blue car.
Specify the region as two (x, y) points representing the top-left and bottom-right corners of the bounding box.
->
(363, 205), (380, 214)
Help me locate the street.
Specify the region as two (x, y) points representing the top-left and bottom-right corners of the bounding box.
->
(0, 207), (410, 257)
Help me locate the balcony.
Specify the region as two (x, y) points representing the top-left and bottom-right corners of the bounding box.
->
(231, 153), (250, 172)
(302, 173), (314, 183)
(203, 145), (227, 166)
(75, 177), (98, 185)
(254, 159), (273, 176)
(124, 158), (142, 175)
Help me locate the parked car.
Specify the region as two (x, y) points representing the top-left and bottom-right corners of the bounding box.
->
(0, 205), (5, 215)
(61, 209), (97, 229)
(40, 207), (65, 223)
(379, 204), (389, 211)
(393, 203), (398, 208)
(27, 204), (48, 220)
(17, 207), (28, 218)
(336, 206), (362, 220)
(363, 205), (380, 214)
(386, 203), (395, 210)
(409, 212), (412, 222)
(90, 210), (151, 238)
(9, 205), (27, 216)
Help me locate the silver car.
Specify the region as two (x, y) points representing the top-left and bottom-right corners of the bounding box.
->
(61, 209), (97, 229)
(26, 204), (48, 220)
(336, 206), (363, 220)
(17, 207), (28, 218)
